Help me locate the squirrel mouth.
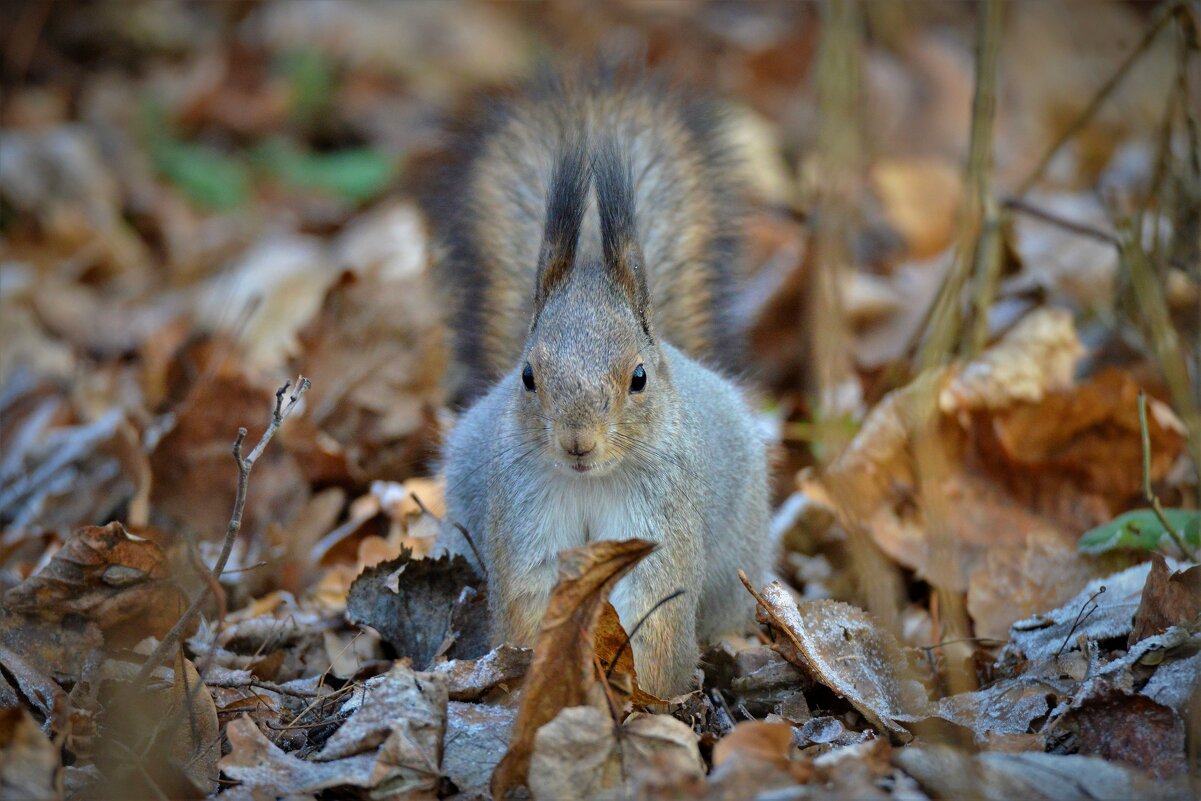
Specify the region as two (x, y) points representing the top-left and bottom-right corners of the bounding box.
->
(571, 462), (593, 473)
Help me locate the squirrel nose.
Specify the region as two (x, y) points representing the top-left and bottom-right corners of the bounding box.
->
(560, 432), (596, 457)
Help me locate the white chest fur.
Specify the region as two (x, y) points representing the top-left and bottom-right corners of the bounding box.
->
(508, 465), (654, 575)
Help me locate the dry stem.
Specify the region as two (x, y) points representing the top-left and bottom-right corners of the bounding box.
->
(133, 376), (311, 689)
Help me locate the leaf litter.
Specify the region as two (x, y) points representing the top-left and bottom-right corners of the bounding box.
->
(1, 2), (1199, 800)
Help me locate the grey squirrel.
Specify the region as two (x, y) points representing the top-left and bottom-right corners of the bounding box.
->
(428, 71), (770, 697)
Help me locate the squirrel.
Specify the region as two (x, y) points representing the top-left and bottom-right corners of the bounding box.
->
(427, 70), (770, 697)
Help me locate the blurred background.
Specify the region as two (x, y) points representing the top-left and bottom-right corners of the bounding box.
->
(1, 0), (1200, 770)
(3, 0), (1197, 622)
(2, 1), (1200, 797)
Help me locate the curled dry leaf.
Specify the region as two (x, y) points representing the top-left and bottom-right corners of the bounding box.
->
(939, 307), (1083, 413)
(1129, 554), (1201, 646)
(593, 602), (666, 706)
(490, 538), (655, 801)
(745, 579), (929, 743)
(345, 549), (488, 669)
(3, 522), (178, 643)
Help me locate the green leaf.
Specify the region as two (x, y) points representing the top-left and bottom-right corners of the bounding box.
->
(277, 49), (335, 125)
(1079, 508), (1201, 554)
(253, 137), (394, 202)
(150, 139), (251, 211)
(140, 100), (250, 211)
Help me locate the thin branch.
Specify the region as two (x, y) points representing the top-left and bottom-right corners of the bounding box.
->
(1002, 197), (1121, 246)
(1014, 0), (1180, 197)
(132, 376), (311, 689)
(604, 589), (686, 683)
(1138, 390), (1195, 559)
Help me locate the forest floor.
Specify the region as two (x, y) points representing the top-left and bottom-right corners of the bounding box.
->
(1, 1), (1199, 800)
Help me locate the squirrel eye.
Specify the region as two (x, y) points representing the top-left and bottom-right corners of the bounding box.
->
(522, 362), (536, 392)
(629, 363), (646, 393)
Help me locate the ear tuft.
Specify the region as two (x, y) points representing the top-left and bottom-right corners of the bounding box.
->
(533, 137), (591, 319)
(593, 138), (652, 336)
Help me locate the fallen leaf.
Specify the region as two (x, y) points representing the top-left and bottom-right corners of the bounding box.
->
(3, 522), (179, 644)
(433, 644), (532, 701)
(220, 662), (448, 799)
(1006, 560), (1184, 662)
(593, 602), (665, 706)
(1063, 684), (1186, 778)
(527, 706), (704, 801)
(0, 706), (61, 801)
(316, 662), (447, 795)
(711, 720), (811, 782)
(1129, 554), (1201, 646)
(346, 549), (488, 669)
(869, 158), (962, 259)
(444, 702), (515, 798)
(894, 746), (1183, 801)
(490, 538), (655, 801)
(746, 580), (929, 743)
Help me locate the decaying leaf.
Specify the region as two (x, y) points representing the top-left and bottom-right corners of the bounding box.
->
(433, 644), (532, 701)
(220, 662), (447, 799)
(345, 549), (488, 669)
(1063, 685), (1186, 779)
(527, 706), (704, 801)
(1006, 560), (1181, 662)
(491, 538), (655, 800)
(3, 522), (178, 644)
(1129, 554), (1201, 645)
(444, 702), (515, 797)
(745, 580), (929, 742)
(0, 706), (61, 801)
(894, 745), (1187, 801)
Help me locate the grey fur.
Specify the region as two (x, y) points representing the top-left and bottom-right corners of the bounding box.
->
(436, 75), (769, 698)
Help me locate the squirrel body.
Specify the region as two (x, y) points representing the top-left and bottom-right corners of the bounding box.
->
(432, 73), (769, 696)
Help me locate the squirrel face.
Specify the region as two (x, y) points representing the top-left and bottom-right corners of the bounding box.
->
(508, 136), (671, 478)
(519, 265), (668, 477)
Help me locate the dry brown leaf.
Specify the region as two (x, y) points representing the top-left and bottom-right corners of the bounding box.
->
(746, 580), (929, 743)
(1129, 554), (1201, 647)
(870, 158), (962, 259)
(3, 522), (179, 644)
(939, 307), (1083, 413)
(527, 706), (704, 801)
(490, 538), (655, 801)
(1064, 686), (1186, 779)
(151, 340), (309, 541)
(593, 601), (666, 707)
(0, 706), (61, 801)
(711, 720), (812, 782)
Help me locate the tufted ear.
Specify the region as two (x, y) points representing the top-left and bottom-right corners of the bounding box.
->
(593, 138), (652, 338)
(532, 137), (590, 325)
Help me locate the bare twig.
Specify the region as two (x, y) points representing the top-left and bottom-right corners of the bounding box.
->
(604, 589), (686, 683)
(1014, 0), (1180, 197)
(133, 376), (311, 689)
(452, 521), (488, 579)
(1002, 197), (1121, 246)
(1138, 390), (1196, 559)
(1055, 585), (1106, 659)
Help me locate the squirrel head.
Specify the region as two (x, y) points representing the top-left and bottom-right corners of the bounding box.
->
(515, 138), (671, 477)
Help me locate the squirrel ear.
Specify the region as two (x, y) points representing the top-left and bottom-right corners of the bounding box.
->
(533, 138), (590, 322)
(593, 139), (652, 338)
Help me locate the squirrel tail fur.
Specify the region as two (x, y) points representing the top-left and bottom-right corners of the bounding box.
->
(425, 68), (745, 401)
